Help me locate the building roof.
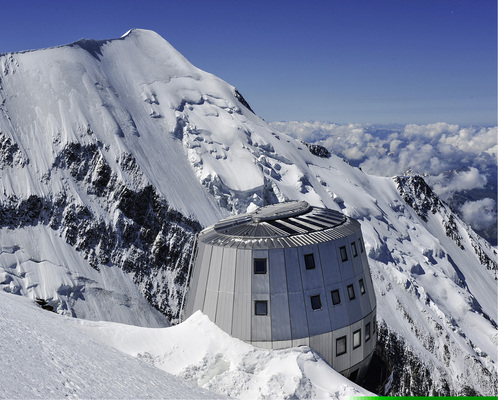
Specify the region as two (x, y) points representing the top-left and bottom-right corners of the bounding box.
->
(198, 201), (361, 249)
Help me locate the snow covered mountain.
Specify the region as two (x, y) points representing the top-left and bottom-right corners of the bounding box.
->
(0, 29), (496, 397)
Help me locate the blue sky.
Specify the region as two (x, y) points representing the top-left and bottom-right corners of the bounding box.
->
(1, 0), (496, 125)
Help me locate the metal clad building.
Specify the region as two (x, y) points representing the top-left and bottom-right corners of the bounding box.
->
(183, 201), (377, 382)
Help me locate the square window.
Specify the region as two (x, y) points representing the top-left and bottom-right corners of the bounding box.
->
(336, 336), (347, 356)
(310, 294), (322, 310)
(331, 289), (341, 305)
(347, 284), (355, 300)
(358, 237), (364, 253)
(254, 258), (267, 274)
(365, 322), (371, 342)
(353, 329), (361, 349)
(255, 300), (268, 315)
(359, 279), (366, 295)
(351, 241), (358, 257)
(340, 246), (348, 262)
(304, 253), (315, 270)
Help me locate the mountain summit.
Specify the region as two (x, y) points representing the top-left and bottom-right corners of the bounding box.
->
(0, 29), (496, 397)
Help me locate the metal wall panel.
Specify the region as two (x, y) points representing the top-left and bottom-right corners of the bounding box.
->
(318, 242), (343, 286)
(326, 284), (351, 330)
(304, 288), (332, 336)
(309, 332), (333, 366)
(332, 325), (350, 373)
(284, 247), (303, 292)
(363, 311), (377, 357)
(357, 274), (373, 316)
(269, 248), (287, 294)
(359, 242), (370, 275)
(190, 243), (212, 316)
(251, 341), (273, 349)
(292, 337), (310, 347)
(203, 245), (224, 322)
(351, 235), (364, 277)
(219, 247), (237, 293)
(335, 238), (355, 280)
(298, 245), (323, 290)
(251, 295), (272, 341)
(344, 279), (363, 323)
(271, 339), (292, 350)
(252, 249), (270, 295)
(365, 269), (377, 312)
(362, 312), (376, 360)
(215, 248), (237, 335)
(232, 249), (252, 340)
(350, 319), (364, 367)
(270, 292), (291, 340)
(288, 291), (309, 339)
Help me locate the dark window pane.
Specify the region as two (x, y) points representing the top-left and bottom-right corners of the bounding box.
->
(347, 284), (355, 300)
(359, 278), (366, 294)
(353, 329), (361, 349)
(304, 253), (315, 270)
(331, 289), (341, 305)
(255, 300), (268, 315)
(365, 322), (371, 342)
(359, 237), (364, 253)
(351, 241), (358, 257)
(254, 258), (267, 274)
(310, 294), (322, 310)
(336, 336), (347, 356)
(340, 246), (348, 262)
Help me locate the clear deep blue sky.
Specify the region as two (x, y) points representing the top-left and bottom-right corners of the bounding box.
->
(1, 0), (496, 125)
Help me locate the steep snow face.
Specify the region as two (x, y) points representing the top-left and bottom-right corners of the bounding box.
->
(0, 29), (496, 396)
(0, 291), (222, 399)
(0, 29), (227, 225)
(0, 225), (167, 327)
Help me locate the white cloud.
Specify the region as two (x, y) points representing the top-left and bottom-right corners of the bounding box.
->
(459, 198), (497, 231)
(403, 122), (459, 139)
(271, 121), (497, 178)
(426, 168), (488, 201)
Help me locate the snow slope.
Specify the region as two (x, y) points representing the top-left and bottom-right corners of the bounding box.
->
(0, 29), (496, 396)
(0, 291), (221, 399)
(70, 311), (372, 399)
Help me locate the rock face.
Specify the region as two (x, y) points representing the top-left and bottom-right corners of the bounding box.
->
(0, 29), (496, 395)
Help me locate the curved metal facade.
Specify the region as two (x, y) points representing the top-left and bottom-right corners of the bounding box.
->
(184, 201), (377, 381)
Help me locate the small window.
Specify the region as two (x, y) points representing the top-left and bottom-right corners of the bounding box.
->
(359, 279), (366, 295)
(331, 289), (341, 305)
(358, 237), (364, 253)
(304, 253), (315, 270)
(351, 241), (358, 257)
(310, 294), (322, 310)
(336, 336), (347, 356)
(353, 329), (361, 349)
(340, 246), (348, 262)
(255, 300), (268, 315)
(254, 258), (267, 274)
(347, 284), (355, 300)
(365, 322), (371, 342)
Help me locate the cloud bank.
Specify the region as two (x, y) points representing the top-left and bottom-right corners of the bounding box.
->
(271, 122), (497, 236)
